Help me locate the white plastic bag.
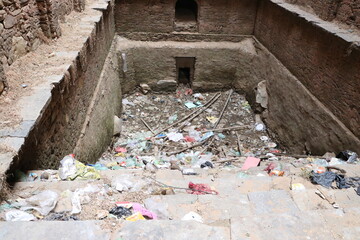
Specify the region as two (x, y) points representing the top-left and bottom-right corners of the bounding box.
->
(182, 211), (203, 223)
(58, 154), (77, 180)
(5, 210), (36, 221)
(22, 190), (59, 216)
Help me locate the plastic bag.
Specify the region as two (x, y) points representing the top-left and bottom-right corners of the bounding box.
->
(71, 185), (104, 214)
(5, 210), (36, 221)
(182, 211), (203, 223)
(132, 203), (157, 219)
(59, 154), (100, 181)
(59, 154), (77, 180)
(22, 190), (59, 216)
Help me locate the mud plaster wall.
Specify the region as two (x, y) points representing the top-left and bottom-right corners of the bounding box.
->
(115, 0), (257, 35)
(255, 0), (360, 142)
(13, 3), (116, 170)
(117, 38), (265, 94)
(286, 0), (360, 29)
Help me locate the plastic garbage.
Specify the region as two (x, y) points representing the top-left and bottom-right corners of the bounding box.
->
(291, 183), (306, 191)
(206, 116), (219, 124)
(126, 212), (146, 221)
(185, 101), (202, 109)
(71, 185), (104, 214)
(187, 182), (218, 195)
(200, 161), (214, 169)
(5, 210), (36, 221)
(109, 206), (132, 219)
(59, 155), (101, 181)
(185, 136), (196, 143)
(311, 171), (337, 188)
(111, 177), (134, 192)
(122, 99), (135, 106)
(182, 211), (203, 223)
(189, 130), (201, 141)
(115, 147), (127, 153)
(336, 150), (358, 163)
(182, 169), (197, 175)
(22, 190), (59, 216)
(241, 157), (261, 170)
(217, 133), (226, 139)
(168, 114), (178, 124)
(255, 123), (265, 131)
(193, 93), (204, 100)
(132, 203), (157, 219)
(200, 131), (214, 142)
(167, 132), (184, 142)
(59, 154), (77, 180)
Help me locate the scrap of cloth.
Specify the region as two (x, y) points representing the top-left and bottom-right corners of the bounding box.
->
(187, 182), (219, 195)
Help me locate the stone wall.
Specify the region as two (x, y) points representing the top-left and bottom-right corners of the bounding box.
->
(115, 0), (258, 35)
(0, 63), (5, 94)
(286, 0), (360, 29)
(0, 0), (42, 68)
(254, 41), (360, 154)
(0, 0), (85, 96)
(255, 0), (360, 144)
(116, 38), (263, 95)
(14, 2), (117, 170)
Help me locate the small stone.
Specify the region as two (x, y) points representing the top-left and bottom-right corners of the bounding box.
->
(140, 83), (151, 94)
(4, 14), (17, 29)
(40, 172), (50, 180)
(96, 210), (108, 220)
(155, 79), (177, 92)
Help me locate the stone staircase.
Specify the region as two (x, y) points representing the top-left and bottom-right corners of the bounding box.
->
(1, 165), (360, 240)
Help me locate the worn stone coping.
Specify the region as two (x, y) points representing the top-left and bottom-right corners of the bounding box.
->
(0, 0), (113, 183)
(271, 0), (360, 45)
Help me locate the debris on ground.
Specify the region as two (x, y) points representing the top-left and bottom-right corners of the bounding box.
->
(1, 88), (359, 227)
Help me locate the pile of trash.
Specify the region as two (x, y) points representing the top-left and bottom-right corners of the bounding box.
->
(96, 88), (279, 172)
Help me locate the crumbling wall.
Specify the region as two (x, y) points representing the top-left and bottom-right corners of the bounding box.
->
(15, 2), (116, 170)
(115, 0), (258, 35)
(36, 0), (86, 39)
(286, 0), (360, 29)
(0, 0), (42, 68)
(0, 0), (86, 96)
(255, 0), (360, 142)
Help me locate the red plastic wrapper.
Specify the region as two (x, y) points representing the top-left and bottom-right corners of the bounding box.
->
(187, 182), (219, 195)
(184, 136), (196, 143)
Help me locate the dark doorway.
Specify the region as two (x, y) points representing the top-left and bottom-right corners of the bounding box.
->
(175, 0), (198, 22)
(176, 57), (195, 87)
(178, 68), (191, 84)
(175, 0), (198, 32)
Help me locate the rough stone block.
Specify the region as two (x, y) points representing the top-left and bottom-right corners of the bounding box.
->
(0, 221), (110, 240)
(113, 220), (231, 240)
(248, 190), (299, 215)
(153, 79), (177, 92)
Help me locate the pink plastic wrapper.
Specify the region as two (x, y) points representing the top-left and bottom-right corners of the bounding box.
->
(132, 203), (157, 219)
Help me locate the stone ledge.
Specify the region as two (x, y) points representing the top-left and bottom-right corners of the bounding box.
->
(0, 0), (114, 199)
